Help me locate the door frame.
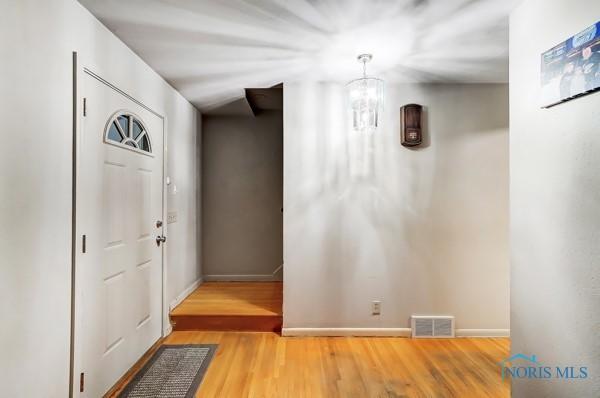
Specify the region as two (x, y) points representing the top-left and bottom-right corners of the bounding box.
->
(70, 52), (170, 397)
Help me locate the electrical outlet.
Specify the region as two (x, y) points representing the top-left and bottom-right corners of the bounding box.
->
(371, 301), (381, 315)
(167, 211), (178, 224)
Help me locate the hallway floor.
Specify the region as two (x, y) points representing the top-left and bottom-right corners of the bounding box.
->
(170, 282), (283, 331)
(109, 331), (510, 397)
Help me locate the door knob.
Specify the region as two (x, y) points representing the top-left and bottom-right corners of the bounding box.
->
(156, 235), (167, 246)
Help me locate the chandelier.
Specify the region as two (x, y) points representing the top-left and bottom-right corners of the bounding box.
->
(346, 54), (384, 133)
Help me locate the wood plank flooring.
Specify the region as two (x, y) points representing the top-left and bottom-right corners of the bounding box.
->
(109, 331), (510, 398)
(170, 282), (283, 332)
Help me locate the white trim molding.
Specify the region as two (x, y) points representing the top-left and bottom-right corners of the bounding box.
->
(162, 324), (173, 337)
(282, 328), (412, 337)
(203, 274), (280, 282)
(282, 328), (510, 338)
(454, 329), (510, 337)
(169, 278), (202, 312)
(203, 264), (283, 282)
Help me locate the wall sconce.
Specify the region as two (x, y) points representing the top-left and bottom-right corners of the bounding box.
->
(400, 104), (423, 147)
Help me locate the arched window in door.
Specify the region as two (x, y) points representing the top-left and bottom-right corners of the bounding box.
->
(105, 112), (152, 154)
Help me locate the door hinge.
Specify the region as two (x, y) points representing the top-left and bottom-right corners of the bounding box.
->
(82, 234), (86, 253)
(83, 97), (87, 116)
(80, 372), (85, 393)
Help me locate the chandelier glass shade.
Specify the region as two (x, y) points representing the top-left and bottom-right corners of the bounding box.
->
(346, 54), (384, 133)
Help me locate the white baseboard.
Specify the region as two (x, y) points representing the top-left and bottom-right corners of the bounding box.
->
(203, 264), (283, 282)
(282, 328), (510, 338)
(455, 329), (510, 337)
(271, 264), (283, 279)
(163, 324), (173, 337)
(169, 277), (202, 311)
(203, 274), (277, 281)
(282, 328), (412, 337)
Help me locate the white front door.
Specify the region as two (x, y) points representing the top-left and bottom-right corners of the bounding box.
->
(76, 71), (164, 397)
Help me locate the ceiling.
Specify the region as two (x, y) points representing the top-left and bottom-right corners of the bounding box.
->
(78, 0), (518, 111)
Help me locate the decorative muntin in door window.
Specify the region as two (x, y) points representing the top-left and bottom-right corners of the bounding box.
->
(105, 112), (152, 155)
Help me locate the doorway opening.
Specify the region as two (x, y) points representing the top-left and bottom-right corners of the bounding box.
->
(171, 84), (284, 332)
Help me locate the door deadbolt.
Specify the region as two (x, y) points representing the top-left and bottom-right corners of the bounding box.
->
(156, 220), (163, 228)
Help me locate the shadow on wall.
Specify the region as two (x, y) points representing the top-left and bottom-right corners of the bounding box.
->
(285, 82), (436, 324)
(284, 82), (509, 328)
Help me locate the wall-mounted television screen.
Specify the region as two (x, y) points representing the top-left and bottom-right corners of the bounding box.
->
(541, 20), (600, 108)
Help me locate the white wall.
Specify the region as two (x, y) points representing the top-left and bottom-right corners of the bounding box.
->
(202, 112), (283, 280)
(510, 0), (600, 396)
(283, 83), (509, 334)
(0, 0), (201, 396)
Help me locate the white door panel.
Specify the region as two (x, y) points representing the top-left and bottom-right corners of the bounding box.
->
(77, 72), (164, 397)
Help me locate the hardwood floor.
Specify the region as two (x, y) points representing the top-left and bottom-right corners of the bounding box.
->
(109, 331), (510, 398)
(116, 284), (510, 396)
(171, 282), (282, 316)
(170, 282), (283, 332)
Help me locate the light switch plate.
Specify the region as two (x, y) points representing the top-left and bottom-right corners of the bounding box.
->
(371, 301), (381, 315)
(167, 211), (178, 224)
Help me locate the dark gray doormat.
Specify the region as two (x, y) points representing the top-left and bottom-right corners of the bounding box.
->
(118, 344), (218, 398)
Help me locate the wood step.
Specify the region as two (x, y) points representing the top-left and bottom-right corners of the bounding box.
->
(169, 281), (282, 332)
(170, 314), (282, 332)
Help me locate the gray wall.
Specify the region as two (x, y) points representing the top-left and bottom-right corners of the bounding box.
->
(0, 1), (201, 396)
(202, 111), (283, 280)
(283, 83), (509, 334)
(510, 0), (600, 396)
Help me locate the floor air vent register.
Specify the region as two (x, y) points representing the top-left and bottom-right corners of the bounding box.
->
(411, 316), (455, 338)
